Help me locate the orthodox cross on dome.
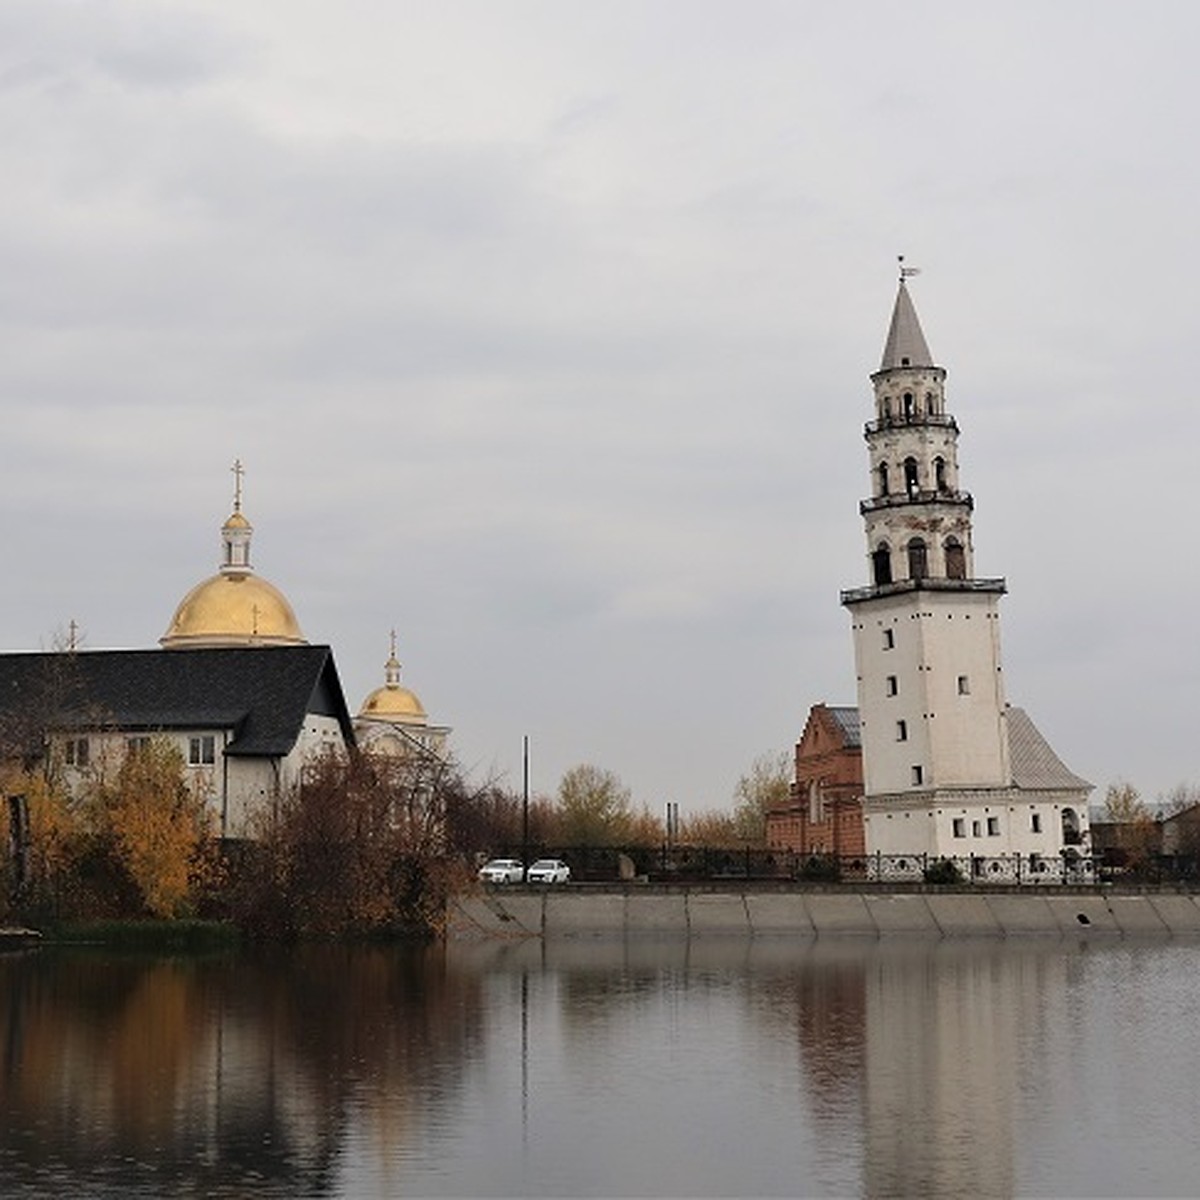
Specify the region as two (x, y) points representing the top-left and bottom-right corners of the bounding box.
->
(231, 458), (245, 512)
(68, 619), (79, 651)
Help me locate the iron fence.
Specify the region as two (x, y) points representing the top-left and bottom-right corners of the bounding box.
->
(491, 845), (1200, 887)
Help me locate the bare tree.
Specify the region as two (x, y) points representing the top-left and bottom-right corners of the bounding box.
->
(732, 750), (792, 844)
(556, 764), (632, 846)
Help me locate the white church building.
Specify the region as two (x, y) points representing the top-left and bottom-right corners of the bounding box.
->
(840, 272), (1092, 871)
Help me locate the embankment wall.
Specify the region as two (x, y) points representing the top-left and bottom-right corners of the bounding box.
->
(448, 885), (1200, 940)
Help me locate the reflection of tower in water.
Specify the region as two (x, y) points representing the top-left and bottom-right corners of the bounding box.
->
(860, 943), (1068, 1197)
(766, 942), (1071, 1195)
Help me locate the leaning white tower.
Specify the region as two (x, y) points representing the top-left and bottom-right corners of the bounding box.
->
(841, 267), (1091, 868)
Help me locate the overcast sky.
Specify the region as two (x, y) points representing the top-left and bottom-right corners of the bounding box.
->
(2, 1), (1197, 812)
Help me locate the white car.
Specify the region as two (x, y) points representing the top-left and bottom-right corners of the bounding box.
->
(526, 858), (571, 884)
(478, 858), (524, 884)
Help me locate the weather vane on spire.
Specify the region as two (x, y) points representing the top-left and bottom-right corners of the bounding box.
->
(898, 254), (921, 282)
(231, 458), (245, 512)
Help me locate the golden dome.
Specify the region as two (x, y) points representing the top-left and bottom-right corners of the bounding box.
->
(223, 510), (251, 530)
(161, 571), (306, 648)
(358, 635), (428, 724)
(359, 683), (428, 723)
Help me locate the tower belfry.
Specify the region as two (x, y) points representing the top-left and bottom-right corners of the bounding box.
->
(841, 271), (1090, 863)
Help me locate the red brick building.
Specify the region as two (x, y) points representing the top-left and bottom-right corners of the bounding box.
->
(766, 704), (865, 857)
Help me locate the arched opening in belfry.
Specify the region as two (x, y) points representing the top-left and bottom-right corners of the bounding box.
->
(872, 543), (893, 586)
(1061, 808), (1082, 846)
(934, 456), (947, 492)
(903, 457), (919, 497)
(877, 461), (889, 496)
(926, 391), (936, 415)
(907, 538), (928, 580)
(945, 537), (966, 580)
(903, 392), (914, 420)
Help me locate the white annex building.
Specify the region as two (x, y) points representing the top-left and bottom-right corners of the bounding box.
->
(840, 271), (1092, 869)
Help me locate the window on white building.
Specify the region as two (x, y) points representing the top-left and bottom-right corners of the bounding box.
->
(987, 817), (1000, 836)
(188, 736), (216, 766)
(957, 675), (970, 695)
(886, 675), (898, 696)
(911, 765), (923, 786)
(883, 628), (895, 650)
(896, 720), (908, 741)
(952, 818), (965, 838)
(64, 738), (89, 768)
(1031, 812), (1042, 833)
(126, 736), (151, 756)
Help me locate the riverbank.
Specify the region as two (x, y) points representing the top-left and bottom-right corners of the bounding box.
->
(449, 883), (1200, 939)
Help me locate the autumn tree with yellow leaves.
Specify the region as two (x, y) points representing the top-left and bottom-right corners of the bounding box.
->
(84, 737), (217, 919)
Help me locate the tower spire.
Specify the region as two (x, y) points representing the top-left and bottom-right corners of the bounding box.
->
(880, 262), (934, 371)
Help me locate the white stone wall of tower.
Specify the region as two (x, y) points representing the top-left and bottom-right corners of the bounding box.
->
(851, 590), (1008, 798)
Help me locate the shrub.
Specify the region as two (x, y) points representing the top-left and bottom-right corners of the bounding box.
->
(923, 858), (964, 885)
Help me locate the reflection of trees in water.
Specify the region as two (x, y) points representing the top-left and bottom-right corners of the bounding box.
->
(0, 945), (484, 1197)
(745, 945), (868, 1127)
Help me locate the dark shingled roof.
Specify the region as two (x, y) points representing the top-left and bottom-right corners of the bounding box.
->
(0, 646), (356, 758)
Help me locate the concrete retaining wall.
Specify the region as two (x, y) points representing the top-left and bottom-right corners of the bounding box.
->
(447, 886), (1200, 941)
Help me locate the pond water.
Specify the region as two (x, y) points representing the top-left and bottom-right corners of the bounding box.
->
(2, 936), (1199, 1197)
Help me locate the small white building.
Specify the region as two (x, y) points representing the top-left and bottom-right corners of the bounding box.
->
(841, 272), (1091, 866)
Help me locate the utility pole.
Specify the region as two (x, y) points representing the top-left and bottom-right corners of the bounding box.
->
(522, 735), (530, 883)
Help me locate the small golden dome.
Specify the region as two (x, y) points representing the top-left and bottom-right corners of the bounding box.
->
(161, 572), (306, 648)
(223, 510), (251, 530)
(359, 683), (428, 723)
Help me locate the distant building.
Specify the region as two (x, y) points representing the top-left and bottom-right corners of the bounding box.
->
(354, 632), (451, 766)
(840, 274), (1092, 862)
(766, 704), (865, 857)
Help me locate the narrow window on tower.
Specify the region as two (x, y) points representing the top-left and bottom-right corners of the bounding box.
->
(904, 457), (919, 497)
(886, 675), (898, 696)
(987, 817), (1000, 836)
(945, 537), (966, 580)
(896, 720), (908, 741)
(911, 765), (923, 786)
(907, 538), (928, 580)
(903, 392), (914, 420)
(926, 391), (936, 415)
(934, 456), (947, 492)
(873, 543), (893, 586)
(882, 628), (895, 650)
(877, 461), (889, 497)
(957, 675), (970, 695)
(1031, 813), (1042, 833)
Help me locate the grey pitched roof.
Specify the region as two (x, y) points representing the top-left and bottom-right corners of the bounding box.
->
(1007, 707), (1091, 793)
(879, 281), (935, 371)
(825, 706), (862, 748)
(0, 646), (356, 758)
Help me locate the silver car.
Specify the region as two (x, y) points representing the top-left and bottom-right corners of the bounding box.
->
(526, 858), (571, 884)
(478, 858), (524, 884)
